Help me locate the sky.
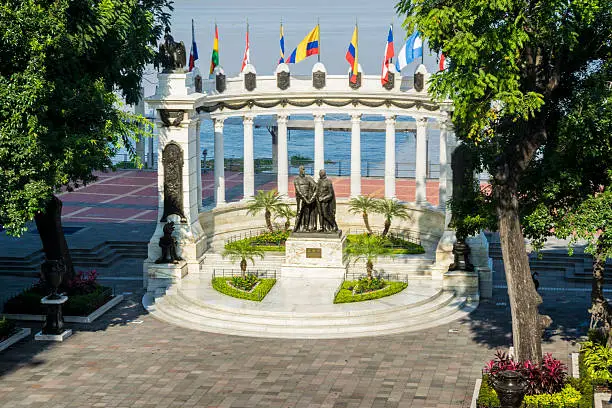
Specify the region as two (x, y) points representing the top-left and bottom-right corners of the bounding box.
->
(141, 0), (441, 95)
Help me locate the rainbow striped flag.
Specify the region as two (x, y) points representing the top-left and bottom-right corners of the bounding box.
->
(286, 25), (319, 64)
(346, 25), (358, 83)
(209, 24), (219, 76)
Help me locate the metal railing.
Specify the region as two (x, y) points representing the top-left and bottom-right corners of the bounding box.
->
(224, 229), (273, 245)
(343, 270), (409, 283)
(212, 269), (277, 280)
(347, 228), (421, 246)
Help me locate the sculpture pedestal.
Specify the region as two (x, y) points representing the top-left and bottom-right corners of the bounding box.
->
(145, 261), (188, 295)
(281, 232), (347, 280)
(36, 295), (72, 342)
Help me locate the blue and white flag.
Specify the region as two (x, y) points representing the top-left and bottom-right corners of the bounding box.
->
(395, 30), (422, 72)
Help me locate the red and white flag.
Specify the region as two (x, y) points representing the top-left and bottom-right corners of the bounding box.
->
(240, 25), (250, 73)
(439, 53), (448, 71)
(381, 25), (394, 85)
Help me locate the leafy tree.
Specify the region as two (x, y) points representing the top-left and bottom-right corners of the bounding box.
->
(246, 190), (288, 233)
(274, 205), (296, 231)
(222, 240), (264, 277)
(348, 195), (378, 234)
(345, 234), (390, 280)
(373, 198), (410, 238)
(397, 0), (612, 363)
(0, 0), (172, 279)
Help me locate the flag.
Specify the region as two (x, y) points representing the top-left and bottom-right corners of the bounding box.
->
(345, 25), (358, 84)
(278, 23), (285, 64)
(240, 24), (250, 73)
(381, 24), (394, 85)
(209, 24), (219, 76)
(396, 30), (423, 72)
(439, 53), (447, 71)
(188, 19), (198, 72)
(286, 25), (320, 64)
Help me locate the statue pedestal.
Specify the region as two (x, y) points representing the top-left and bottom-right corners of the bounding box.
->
(145, 261), (188, 296)
(281, 232), (347, 280)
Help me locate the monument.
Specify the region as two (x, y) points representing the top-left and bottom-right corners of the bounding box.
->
(282, 169), (346, 280)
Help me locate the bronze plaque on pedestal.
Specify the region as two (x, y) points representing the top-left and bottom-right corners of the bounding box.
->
(306, 248), (322, 258)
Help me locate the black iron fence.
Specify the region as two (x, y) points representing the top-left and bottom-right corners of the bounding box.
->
(343, 270), (409, 283)
(224, 229), (271, 245)
(212, 269), (277, 280)
(347, 228), (421, 246)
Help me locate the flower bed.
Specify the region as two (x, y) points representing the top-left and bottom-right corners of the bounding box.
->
(334, 279), (407, 304)
(226, 230), (289, 253)
(476, 351), (593, 407)
(346, 234), (425, 255)
(212, 276), (276, 301)
(0, 317), (16, 343)
(2, 270), (114, 317)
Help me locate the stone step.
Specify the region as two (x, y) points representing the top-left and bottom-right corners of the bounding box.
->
(145, 293), (476, 339)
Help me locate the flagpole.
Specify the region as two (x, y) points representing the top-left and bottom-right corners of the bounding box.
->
(317, 18), (321, 63)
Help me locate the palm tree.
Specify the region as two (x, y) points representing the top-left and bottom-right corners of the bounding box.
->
(222, 240), (264, 277)
(348, 195), (378, 234)
(374, 198), (411, 237)
(275, 205), (296, 231)
(246, 190), (288, 232)
(344, 234), (389, 280)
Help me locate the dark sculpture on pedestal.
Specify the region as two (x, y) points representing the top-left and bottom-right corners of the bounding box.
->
(156, 222), (183, 264)
(40, 259), (67, 335)
(316, 170), (338, 232)
(293, 166), (318, 232)
(161, 143), (187, 223)
(293, 167), (338, 233)
(157, 28), (186, 73)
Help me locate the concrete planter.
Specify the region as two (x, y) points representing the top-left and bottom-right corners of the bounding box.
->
(0, 328), (31, 352)
(2, 295), (123, 324)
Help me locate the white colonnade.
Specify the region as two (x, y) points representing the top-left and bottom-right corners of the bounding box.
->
(209, 112), (453, 208)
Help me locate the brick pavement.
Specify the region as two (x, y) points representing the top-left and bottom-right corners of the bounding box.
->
(0, 285), (588, 408)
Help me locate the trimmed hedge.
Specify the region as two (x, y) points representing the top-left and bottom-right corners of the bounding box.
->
(226, 230), (289, 253)
(212, 277), (276, 301)
(0, 317), (16, 342)
(334, 280), (407, 304)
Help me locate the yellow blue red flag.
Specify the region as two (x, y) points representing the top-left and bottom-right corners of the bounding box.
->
(345, 25), (358, 83)
(286, 25), (320, 64)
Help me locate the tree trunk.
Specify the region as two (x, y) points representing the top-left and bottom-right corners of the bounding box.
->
(363, 212), (372, 234)
(589, 234), (610, 333)
(366, 260), (373, 280)
(240, 258), (247, 277)
(34, 194), (75, 284)
(496, 183), (549, 364)
(265, 209), (273, 232)
(382, 219), (391, 238)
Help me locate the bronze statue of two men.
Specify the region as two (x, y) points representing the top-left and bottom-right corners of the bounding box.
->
(293, 166), (338, 233)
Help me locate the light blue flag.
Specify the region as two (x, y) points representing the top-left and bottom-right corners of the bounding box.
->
(396, 31), (423, 72)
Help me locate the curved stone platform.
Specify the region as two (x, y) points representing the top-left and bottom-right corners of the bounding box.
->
(143, 275), (478, 339)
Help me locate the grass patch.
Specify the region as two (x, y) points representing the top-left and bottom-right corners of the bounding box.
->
(226, 230), (289, 253)
(212, 277), (276, 301)
(346, 234), (425, 255)
(334, 280), (407, 304)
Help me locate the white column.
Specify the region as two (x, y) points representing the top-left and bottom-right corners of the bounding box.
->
(438, 118), (449, 210)
(314, 114), (325, 177)
(195, 121), (203, 211)
(277, 114), (289, 196)
(350, 114), (362, 197)
(384, 115), (396, 199)
(214, 118), (225, 206)
(415, 117), (428, 204)
(243, 115), (255, 199)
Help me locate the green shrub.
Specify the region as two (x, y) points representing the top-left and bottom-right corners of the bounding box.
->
(62, 286), (113, 316)
(0, 317), (16, 340)
(580, 340), (612, 382)
(352, 277), (386, 294)
(230, 274), (259, 291)
(477, 375), (500, 408)
(345, 234), (425, 255)
(334, 280), (407, 303)
(523, 384), (582, 407)
(212, 278), (276, 301)
(225, 230), (290, 253)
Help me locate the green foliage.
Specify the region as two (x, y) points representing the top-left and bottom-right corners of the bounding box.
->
(344, 234), (390, 276)
(477, 376), (500, 408)
(351, 276), (386, 294)
(230, 274), (259, 292)
(246, 190), (289, 232)
(348, 195), (378, 233)
(346, 234), (424, 255)
(0, 316), (16, 339)
(523, 384), (582, 407)
(225, 230), (289, 253)
(580, 340), (612, 382)
(2, 283), (112, 316)
(222, 240), (265, 272)
(373, 198), (411, 237)
(212, 277), (276, 302)
(290, 155), (313, 165)
(334, 280), (407, 304)
(0, 0), (172, 236)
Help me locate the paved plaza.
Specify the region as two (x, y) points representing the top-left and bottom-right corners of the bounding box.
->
(0, 169), (594, 407)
